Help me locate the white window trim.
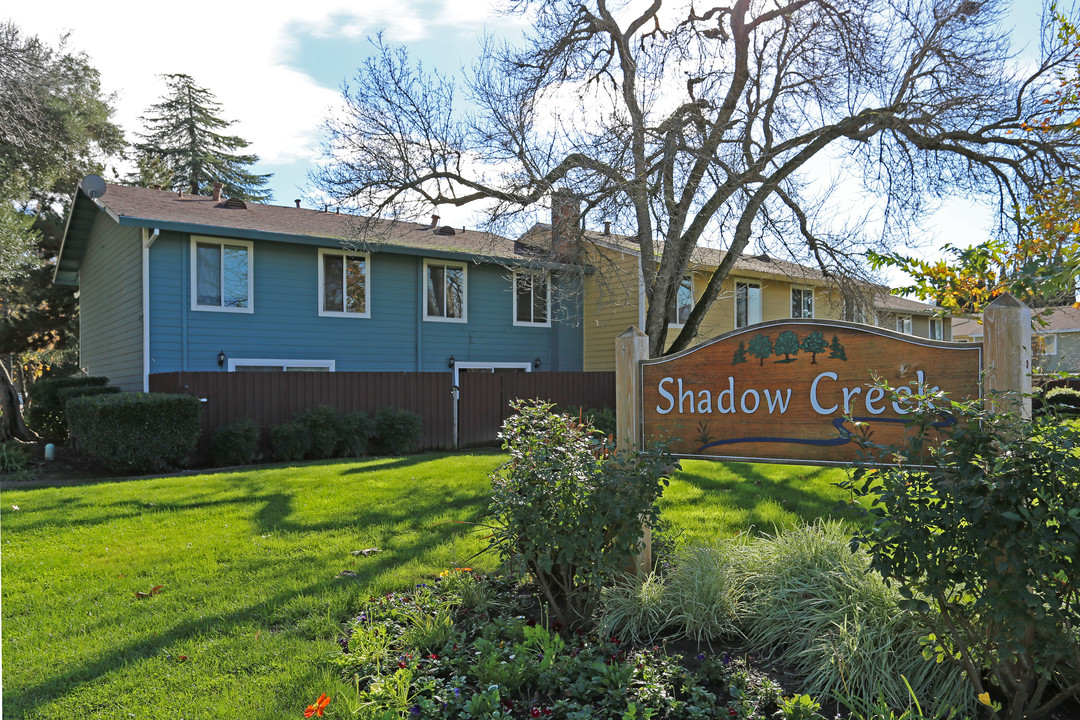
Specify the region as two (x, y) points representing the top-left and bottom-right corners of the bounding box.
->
(1037, 334), (1058, 355)
(422, 258), (468, 323)
(929, 317), (943, 340)
(791, 286), (815, 319)
(734, 280), (763, 329)
(452, 361), (531, 386)
(512, 270), (552, 327)
(227, 358), (336, 371)
(318, 248), (371, 318)
(190, 236), (254, 313)
(896, 314), (913, 334)
(668, 275), (695, 329)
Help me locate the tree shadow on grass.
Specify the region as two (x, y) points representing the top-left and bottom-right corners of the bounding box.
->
(667, 461), (859, 531)
(3, 482), (492, 715)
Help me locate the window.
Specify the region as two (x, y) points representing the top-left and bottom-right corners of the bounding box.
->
(668, 276), (694, 327)
(319, 249), (369, 317)
(424, 260), (466, 322)
(791, 287), (814, 318)
(228, 359), (335, 372)
(513, 271), (550, 326)
(896, 315), (912, 334)
(735, 281), (762, 328)
(1036, 334), (1057, 356)
(191, 236), (252, 312)
(929, 317), (943, 340)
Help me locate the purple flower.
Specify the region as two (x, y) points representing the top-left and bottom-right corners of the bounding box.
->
(696, 653), (706, 661)
(410, 704), (422, 716)
(723, 653), (732, 665)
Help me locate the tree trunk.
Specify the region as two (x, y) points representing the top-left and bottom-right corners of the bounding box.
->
(0, 360), (37, 442)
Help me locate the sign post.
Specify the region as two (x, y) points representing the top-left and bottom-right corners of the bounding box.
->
(615, 326), (651, 573)
(983, 293), (1032, 420)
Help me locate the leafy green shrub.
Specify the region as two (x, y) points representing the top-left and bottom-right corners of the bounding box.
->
(0, 441), (30, 473)
(269, 421), (310, 462)
(209, 418), (261, 467)
(335, 410), (374, 457)
(372, 407), (423, 455)
(66, 393), (201, 473)
(554, 404), (617, 437)
(296, 405), (340, 458)
(488, 399), (674, 627)
(25, 375), (114, 441)
(847, 393), (1080, 720)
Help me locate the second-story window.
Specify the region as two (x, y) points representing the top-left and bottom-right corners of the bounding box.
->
(319, 249), (369, 317)
(424, 259), (466, 322)
(791, 287), (814, 318)
(896, 315), (912, 334)
(192, 236), (253, 312)
(668, 276), (694, 326)
(929, 317), (943, 340)
(514, 270), (550, 326)
(736, 281), (762, 328)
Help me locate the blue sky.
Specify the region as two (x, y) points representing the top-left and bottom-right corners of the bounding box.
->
(7, 0), (1070, 250)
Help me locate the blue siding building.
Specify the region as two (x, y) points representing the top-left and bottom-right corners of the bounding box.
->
(56, 183), (584, 391)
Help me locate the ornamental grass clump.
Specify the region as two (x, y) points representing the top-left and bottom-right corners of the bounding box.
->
(487, 399), (675, 628)
(663, 544), (742, 644)
(735, 522), (969, 714)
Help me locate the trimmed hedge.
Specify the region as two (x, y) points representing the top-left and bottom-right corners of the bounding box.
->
(67, 393), (202, 473)
(1043, 386), (1080, 413)
(296, 405), (340, 459)
(209, 418), (261, 467)
(25, 376), (115, 441)
(270, 421), (310, 462)
(336, 411), (375, 457)
(372, 407), (423, 455)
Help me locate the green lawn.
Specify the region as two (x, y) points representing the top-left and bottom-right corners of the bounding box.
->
(1, 453), (857, 719)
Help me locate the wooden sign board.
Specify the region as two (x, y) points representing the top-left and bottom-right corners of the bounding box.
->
(640, 320), (982, 466)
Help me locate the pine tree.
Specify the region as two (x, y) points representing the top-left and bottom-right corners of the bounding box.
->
(134, 74), (272, 201)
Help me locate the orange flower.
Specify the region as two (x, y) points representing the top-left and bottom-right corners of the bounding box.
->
(304, 693), (331, 717)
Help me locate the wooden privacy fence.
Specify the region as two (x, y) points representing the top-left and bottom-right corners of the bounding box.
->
(457, 371), (617, 447)
(149, 371), (615, 457)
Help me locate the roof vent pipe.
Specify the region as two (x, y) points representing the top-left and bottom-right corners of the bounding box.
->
(431, 214), (440, 228)
(603, 221), (611, 236)
(294, 199), (301, 209)
(212, 182), (223, 202)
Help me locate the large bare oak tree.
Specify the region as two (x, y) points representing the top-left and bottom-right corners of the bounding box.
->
(314, 0), (1079, 358)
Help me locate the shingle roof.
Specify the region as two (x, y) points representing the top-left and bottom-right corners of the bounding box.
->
(952, 304), (1080, 338)
(521, 222), (949, 315)
(60, 184), (547, 271)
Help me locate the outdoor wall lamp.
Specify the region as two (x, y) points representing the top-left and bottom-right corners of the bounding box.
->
(448, 355), (456, 369)
(217, 350), (226, 368)
(534, 357), (542, 369)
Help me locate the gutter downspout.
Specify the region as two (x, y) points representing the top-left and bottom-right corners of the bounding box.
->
(142, 228), (159, 393)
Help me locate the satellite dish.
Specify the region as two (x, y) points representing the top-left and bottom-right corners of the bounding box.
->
(80, 174), (107, 200)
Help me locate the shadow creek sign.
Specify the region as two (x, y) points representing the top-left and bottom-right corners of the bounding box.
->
(640, 320), (983, 466)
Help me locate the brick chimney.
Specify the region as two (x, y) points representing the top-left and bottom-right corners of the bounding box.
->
(212, 182), (224, 202)
(551, 189), (581, 261)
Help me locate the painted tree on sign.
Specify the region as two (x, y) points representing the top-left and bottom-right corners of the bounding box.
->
(828, 335), (847, 360)
(732, 341), (748, 365)
(747, 334), (773, 367)
(801, 331), (828, 364)
(774, 331), (800, 362)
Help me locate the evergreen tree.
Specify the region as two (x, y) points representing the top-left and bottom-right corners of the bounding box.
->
(0, 22), (123, 440)
(828, 335), (848, 360)
(732, 341), (748, 365)
(134, 74), (272, 201)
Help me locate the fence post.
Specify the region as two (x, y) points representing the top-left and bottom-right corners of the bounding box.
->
(983, 293), (1032, 420)
(615, 326), (651, 574)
